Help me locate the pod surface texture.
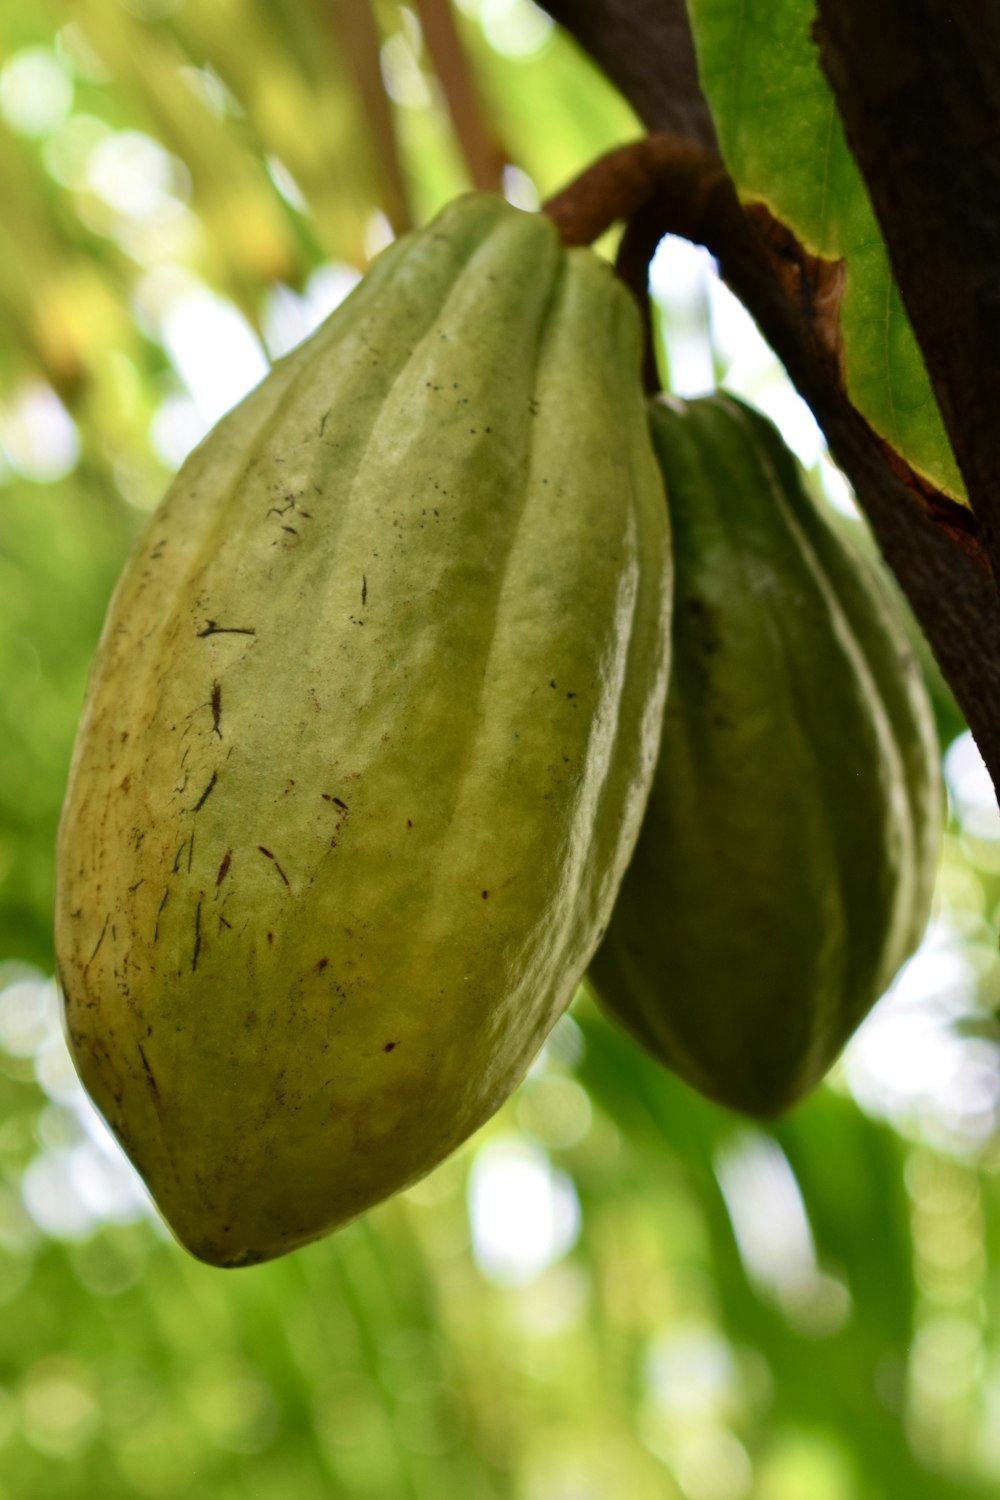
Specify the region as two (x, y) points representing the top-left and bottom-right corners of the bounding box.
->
(55, 194), (672, 1264)
(589, 392), (941, 1117)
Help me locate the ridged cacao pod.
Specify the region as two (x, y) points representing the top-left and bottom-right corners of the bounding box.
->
(55, 195), (672, 1265)
(589, 392), (941, 1117)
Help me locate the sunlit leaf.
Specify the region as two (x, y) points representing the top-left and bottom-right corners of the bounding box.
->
(686, 0), (966, 500)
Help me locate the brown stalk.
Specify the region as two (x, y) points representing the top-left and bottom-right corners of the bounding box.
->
(414, 0), (507, 191)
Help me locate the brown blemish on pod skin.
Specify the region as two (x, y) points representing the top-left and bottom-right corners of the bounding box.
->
(257, 847), (290, 888)
(193, 772), (218, 812)
(191, 898), (203, 971)
(197, 621), (257, 638)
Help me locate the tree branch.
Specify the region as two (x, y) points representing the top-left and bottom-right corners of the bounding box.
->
(415, 0), (507, 191)
(815, 0), (1000, 574)
(543, 124), (1000, 788)
(706, 177), (1000, 787)
(540, 0), (718, 147)
(541, 3), (1000, 790)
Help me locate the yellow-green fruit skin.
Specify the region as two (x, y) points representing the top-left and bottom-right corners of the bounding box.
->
(54, 194), (672, 1266)
(589, 393), (941, 1118)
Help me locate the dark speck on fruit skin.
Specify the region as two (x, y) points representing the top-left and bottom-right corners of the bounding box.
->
(193, 771), (218, 812)
(191, 899), (203, 972)
(257, 846), (291, 888)
(383, 1042), (396, 1052)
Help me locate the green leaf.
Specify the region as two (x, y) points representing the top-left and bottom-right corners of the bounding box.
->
(687, 0), (965, 499)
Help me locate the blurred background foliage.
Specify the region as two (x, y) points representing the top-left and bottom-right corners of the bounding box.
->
(1, 2), (999, 1497)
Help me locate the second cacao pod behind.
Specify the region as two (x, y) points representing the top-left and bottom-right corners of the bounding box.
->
(589, 392), (942, 1118)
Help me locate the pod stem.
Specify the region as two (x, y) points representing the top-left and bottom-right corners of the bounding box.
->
(541, 135), (727, 249)
(542, 135), (731, 395)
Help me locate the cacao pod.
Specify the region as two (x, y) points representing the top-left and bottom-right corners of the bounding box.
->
(589, 392), (941, 1117)
(55, 194), (672, 1265)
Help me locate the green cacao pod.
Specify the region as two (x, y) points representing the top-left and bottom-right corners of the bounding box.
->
(55, 194), (672, 1265)
(589, 392), (941, 1118)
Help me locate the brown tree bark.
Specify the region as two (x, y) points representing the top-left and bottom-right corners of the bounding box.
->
(815, 1), (1000, 567)
(542, 0), (718, 147)
(541, 0), (1000, 791)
